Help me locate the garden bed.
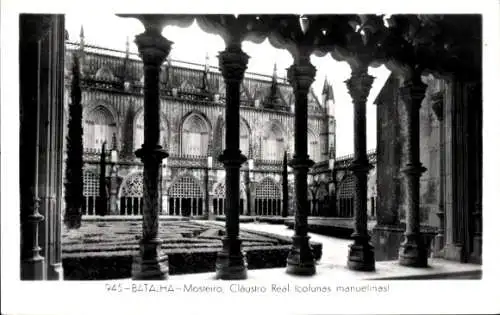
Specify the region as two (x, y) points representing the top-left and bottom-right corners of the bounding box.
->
(62, 220), (322, 280)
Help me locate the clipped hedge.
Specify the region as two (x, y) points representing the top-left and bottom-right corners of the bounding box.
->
(62, 220), (323, 280)
(256, 216), (286, 224)
(63, 244), (322, 280)
(214, 215), (256, 223)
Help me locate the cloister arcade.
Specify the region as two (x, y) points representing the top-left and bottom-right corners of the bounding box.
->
(19, 14), (482, 281)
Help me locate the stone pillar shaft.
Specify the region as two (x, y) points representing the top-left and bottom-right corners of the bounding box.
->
(132, 28), (171, 280)
(345, 67), (375, 271)
(430, 90), (445, 254)
(286, 57), (316, 276)
(398, 74), (428, 267)
(109, 165), (118, 215)
(216, 45), (249, 280)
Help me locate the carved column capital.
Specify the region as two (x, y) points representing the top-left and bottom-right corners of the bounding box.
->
(398, 79), (427, 109)
(287, 60), (316, 93)
(345, 68), (375, 104)
(218, 46), (249, 83)
(135, 31), (172, 67)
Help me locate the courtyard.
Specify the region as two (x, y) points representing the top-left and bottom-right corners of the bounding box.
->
(61, 217), (481, 280)
(62, 218), (323, 279)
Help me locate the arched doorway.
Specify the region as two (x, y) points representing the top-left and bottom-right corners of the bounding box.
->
(168, 173), (204, 216)
(255, 177), (282, 216)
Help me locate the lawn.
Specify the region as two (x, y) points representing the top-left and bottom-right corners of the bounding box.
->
(62, 219), (322, 280)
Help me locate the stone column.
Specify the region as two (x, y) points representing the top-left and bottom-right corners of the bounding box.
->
(204, 166), (210, 219)
(398, 73), (428, 267)
(215, 44), (249, 280)
(469, 82), (482, 264)
(131, 27), (172, 280)
(286, 56), (316, 276)
(345, 67), (375, 271)
(430, 90), (445, 255)
(109, 164), (119, 215)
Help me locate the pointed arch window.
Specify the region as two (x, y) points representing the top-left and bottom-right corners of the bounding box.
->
(262, 122), (285, 161)
(182, 114), (209, 156)
(134, 111), (169, 151)
(84, 106), (116, 150)
(221, 120), (250, 157)
(308, 130), (320, 163)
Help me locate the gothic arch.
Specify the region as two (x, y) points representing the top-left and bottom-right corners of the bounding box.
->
(133, 108), (170, 150)
(261, 120), (286, 160)
(255, 176), (282, 216)
(211, 179), (247, 215)
(83, 101), (119, 127)
(118, 171), (144, 198)
(255, 177), (281, 199)
(117, 171), (145, 215)
(308, 128), (320, 162)
(167, 172), (205, 216)
(168, 172), (204, 198)
(179, 111), (211, 156)
(83, 105), (118, 150)
(218, 117), (252, 156)
(211, 180), (247, 199)
(179, 110), (213, 133)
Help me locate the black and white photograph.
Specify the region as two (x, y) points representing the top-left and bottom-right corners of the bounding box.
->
(2, 1), (500, 314)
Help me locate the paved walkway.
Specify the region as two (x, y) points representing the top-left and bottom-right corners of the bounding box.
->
(238, 222), (352, 266)
(171, 222), (481, 280)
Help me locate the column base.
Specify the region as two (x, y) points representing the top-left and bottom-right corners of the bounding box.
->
(371, 224), (404, 261)
(47, 263), (63, 280)
(441, 243), (464, 262)
(347, 240), (375, 271)
(470, 236), (482, 264)
(432, 234), (445, 257)
(131, 241), (169, 280)
(21, 256), (46, 280)
(215, 238), (248, 280)
(286, 236), (316, 276)
(399, 236), (428, 268)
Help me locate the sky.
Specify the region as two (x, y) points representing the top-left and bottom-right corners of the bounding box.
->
(65, 13), (391, 157)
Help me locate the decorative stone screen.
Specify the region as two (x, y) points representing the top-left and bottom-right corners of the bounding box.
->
(167, 174), (204, 216)
(212, 182), (246, 216)
(119, 172), (144, 215)
(337, 175), (355, 217)
(255, 177), (282, 216)
(83, 171), (99, 215)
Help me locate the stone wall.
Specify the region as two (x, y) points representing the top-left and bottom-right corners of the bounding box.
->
(375, 75), (402, 226)
(419, 86), (441, 227)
